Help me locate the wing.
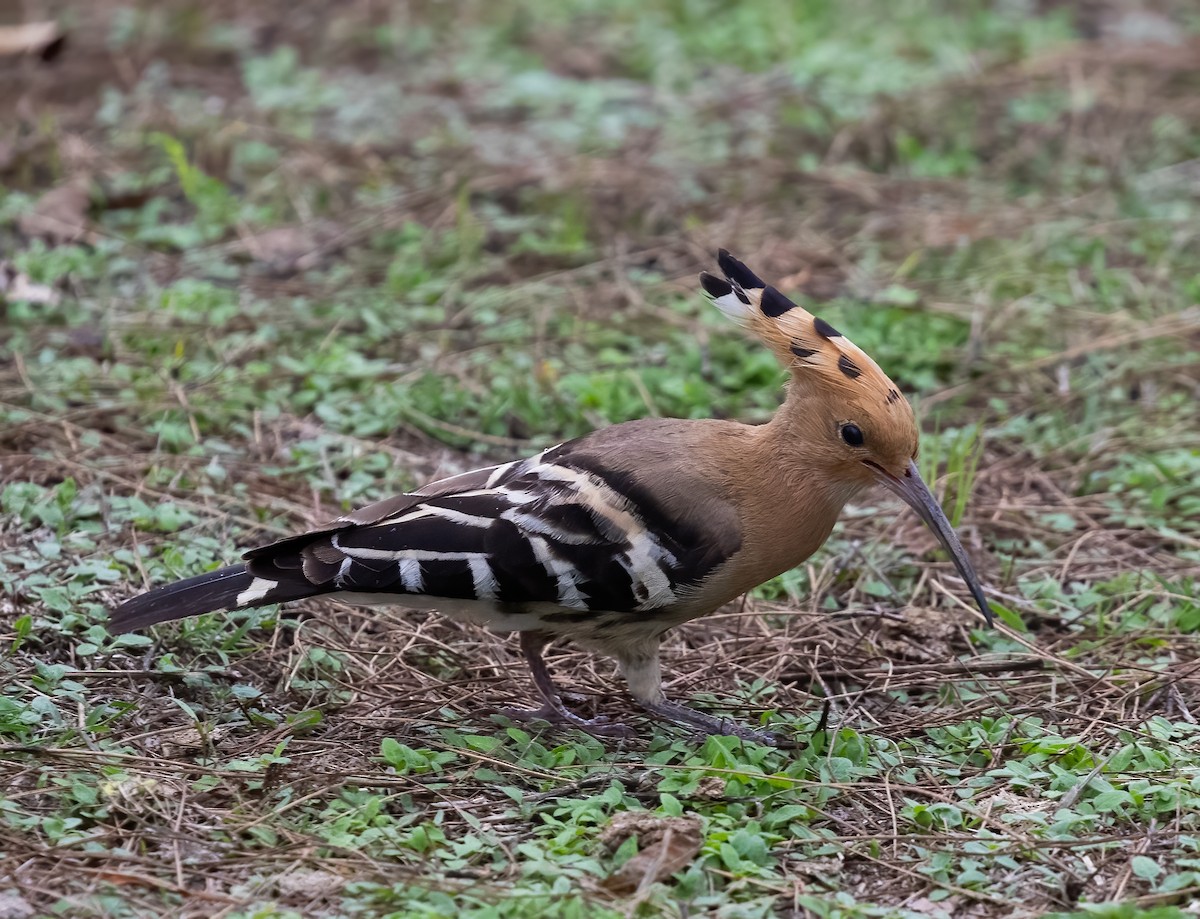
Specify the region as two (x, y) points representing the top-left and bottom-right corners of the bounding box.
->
(244, 441), (739, 615)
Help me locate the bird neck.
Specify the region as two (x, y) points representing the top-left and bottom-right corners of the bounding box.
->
(725, 383), (866, 590)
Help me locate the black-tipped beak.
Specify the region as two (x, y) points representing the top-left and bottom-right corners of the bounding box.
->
(873, 460), (992, 626)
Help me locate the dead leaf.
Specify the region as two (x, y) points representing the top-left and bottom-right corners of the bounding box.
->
(63, 327), (108, 358)
(907, 895), (959, 917)
(0, 21), (64, 59)
(693, 776), (728, 799)
(158, 723), (228, 757)
(0, 891), (33, 919)
(234, 220), (344, 273)
(599, 812), (704, 895)
(877, 606), (957, 662)
(274, 870), (344, 900)
(18, 175), (92, 244)
(0, 262), (60, 305)
(97, 775), (163, 818)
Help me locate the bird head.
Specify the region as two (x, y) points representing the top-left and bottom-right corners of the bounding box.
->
(701, 250), (992, 626)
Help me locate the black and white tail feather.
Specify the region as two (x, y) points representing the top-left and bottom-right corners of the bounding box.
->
(109, 441), (725, 635)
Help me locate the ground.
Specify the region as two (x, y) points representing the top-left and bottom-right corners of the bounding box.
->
(2, 1), (1200, 917)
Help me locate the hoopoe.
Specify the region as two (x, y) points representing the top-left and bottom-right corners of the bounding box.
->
(110, 251), (990, 743)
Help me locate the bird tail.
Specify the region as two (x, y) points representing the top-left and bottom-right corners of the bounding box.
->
(108, 563), (324, 633)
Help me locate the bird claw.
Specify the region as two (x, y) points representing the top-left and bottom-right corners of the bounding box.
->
(685, 720), (780, 747)
(499, 703), (636, 739)
(727, 725), (781, 746)
(639, 699), (781, 746)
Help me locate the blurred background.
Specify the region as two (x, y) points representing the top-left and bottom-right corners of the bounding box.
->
(2, 1), (1200, 916)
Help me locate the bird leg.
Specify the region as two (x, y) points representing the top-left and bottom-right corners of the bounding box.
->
(501, 632), (634, 738)
(621, 651), (779, 746)
(504, 635), (778, 745)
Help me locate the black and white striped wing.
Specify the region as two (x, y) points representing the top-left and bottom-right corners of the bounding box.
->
(245, 445), (730, 615)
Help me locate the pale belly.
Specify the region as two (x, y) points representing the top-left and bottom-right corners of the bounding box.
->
(325, 591), (697, 657)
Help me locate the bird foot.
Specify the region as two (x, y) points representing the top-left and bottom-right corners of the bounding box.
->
(499, 703), (635, 739)
(639, 699), (779, 746)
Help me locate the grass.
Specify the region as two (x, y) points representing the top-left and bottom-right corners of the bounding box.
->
(2, 0), (1200, 916)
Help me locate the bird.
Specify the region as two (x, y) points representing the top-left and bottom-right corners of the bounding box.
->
(109, 250), (991, 743)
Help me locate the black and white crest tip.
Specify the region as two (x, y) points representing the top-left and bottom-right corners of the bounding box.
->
(717, 249), (764, 291)
(699, 272), (733, 299)
(759, 286), (796, 318)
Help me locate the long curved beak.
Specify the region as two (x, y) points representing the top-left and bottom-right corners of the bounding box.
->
(873, 460), (992, 626)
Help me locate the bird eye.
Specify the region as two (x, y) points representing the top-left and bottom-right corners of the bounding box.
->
(841, 424), (864, 447)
